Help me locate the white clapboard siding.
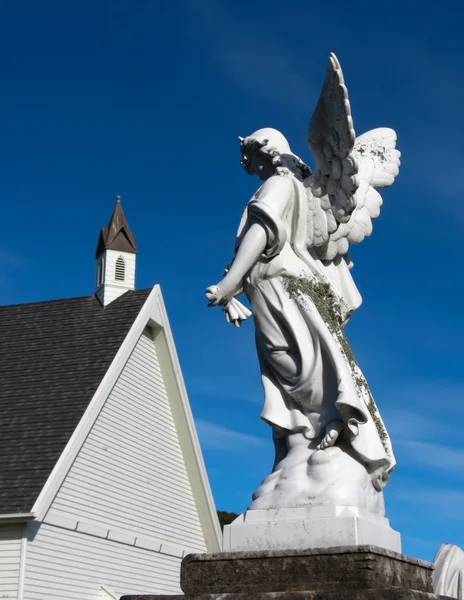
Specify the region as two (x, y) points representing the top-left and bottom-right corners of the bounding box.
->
(96, 249), (136, 306)
(46, 327), (207, 550)
(23, 523), (181, 600)
(0, 524), (22, 598)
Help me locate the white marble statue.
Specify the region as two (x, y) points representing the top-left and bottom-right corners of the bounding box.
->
(206, 54), (401, 524)
(433, 544), (464, 599)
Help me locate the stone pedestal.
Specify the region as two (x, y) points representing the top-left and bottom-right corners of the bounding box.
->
(121, 545), (452, 600)
(223, 507), (402, 554)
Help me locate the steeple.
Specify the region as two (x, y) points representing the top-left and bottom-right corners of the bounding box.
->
(95, 196), (138, 306)
(95, 195), (138, 258)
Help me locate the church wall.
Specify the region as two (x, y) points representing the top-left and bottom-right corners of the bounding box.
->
(24, 326), (208, 598)
(0, 524), (24, 599)
(23, 522), (182, 599)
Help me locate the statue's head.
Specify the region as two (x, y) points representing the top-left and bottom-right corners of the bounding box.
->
(239, 128), (311, 182)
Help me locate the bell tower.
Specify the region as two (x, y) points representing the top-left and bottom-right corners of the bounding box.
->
(95, 196), (138, 306)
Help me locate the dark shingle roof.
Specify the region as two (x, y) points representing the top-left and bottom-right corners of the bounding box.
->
(0, 288), (151, 514)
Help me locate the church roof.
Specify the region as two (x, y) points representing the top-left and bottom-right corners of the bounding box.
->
(0, 288), (150, 514)
(96, 196), (138, 257)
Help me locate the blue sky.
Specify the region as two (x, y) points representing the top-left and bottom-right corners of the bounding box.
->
(1, 0), (463, 562)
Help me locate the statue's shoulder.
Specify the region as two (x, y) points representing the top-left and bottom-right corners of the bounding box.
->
(256, 171), (294, 198)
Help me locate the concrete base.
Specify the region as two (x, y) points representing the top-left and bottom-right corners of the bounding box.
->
(123, 592), (452, 599)
(121, 545), (451, 600)
(223, 507), (402, 553)
(122, 592), (450, 599)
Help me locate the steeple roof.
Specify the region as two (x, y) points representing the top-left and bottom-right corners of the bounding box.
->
(96, 196), (138, 258)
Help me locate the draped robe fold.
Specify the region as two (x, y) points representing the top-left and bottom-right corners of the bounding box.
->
(235, 171), (394, 512)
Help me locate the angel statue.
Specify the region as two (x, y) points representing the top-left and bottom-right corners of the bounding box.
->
(206, 54), (400, 518)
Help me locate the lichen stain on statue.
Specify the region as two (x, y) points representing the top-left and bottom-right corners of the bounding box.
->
(206, 53), (401, 518)
(283, 276), (390, 454)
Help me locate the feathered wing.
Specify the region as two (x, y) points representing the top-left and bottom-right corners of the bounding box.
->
(317, 128), (401, 260)
(305, 53), (401, 260)
(307, 53), (358, 227)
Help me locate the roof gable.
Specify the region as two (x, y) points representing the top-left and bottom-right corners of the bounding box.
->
(0, 289), (150, 514)
(30, 286), (222, 551)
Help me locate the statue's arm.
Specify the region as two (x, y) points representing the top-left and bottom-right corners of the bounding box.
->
(207, 221), (266, 306)
(206, 174), (292, 307)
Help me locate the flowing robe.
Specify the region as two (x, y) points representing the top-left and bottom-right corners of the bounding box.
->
(235, 170), (394, 513)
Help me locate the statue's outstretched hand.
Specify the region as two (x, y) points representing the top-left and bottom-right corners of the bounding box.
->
(206, 273), (242, 305)
(205, 285), (223, 306)
(206, 285), (252, 328)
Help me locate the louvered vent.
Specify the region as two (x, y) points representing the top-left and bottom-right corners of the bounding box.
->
(115, 256), (125, 281)
(96, 258), (105, 286)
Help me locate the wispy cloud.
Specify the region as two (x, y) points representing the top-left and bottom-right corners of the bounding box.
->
(383, 407), (457, 442)
(394, 439), (464, 473)
(396, 487), (464, 521)
(195, 418), (267, 451)
(381, 382), (464, 474)
(0, 252), (29, 267)
(382, 380), (464, 427)
(188, 374), (262, 404)
(400, 534), (442, 553)
(0, 251), (30, 293)
(180, 0), (314, 112)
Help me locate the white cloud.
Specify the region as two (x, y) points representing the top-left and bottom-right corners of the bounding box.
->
(180, 0), (315, 112)
(0, 251), (29, 293)
(383, 381), (464, 414)
(381, 384), (464, 474)
(401, 534), (443, 554)
(394, 439), (464, 472)
(383, 407), (457, 442)
(195, 418), (267, 451)
(396, 487), (464, 521)
(0, 252), (29, 267)
(384, 409), (441, 440)
(187, 374), (262, 404)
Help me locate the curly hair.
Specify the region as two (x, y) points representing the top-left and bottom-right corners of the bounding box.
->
(239, 136), (312, 182)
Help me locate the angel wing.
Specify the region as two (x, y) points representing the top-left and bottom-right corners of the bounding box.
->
(307, 53), (358, 225)
(305, 54), (401, 261)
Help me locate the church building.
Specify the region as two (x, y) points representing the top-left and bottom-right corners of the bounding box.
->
(0, 197), (221, 599)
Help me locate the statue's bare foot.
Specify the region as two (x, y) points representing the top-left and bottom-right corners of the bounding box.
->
(317, 420), (343, 450)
